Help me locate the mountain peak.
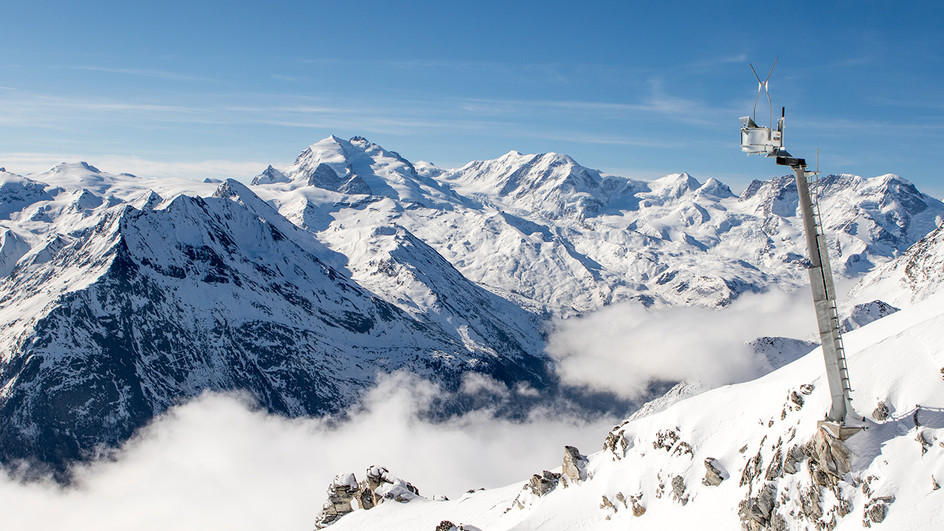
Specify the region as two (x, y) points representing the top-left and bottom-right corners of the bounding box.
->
(648, 172), (702, 200)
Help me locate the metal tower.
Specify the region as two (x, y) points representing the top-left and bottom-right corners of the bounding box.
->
(738, 62), (858, 436)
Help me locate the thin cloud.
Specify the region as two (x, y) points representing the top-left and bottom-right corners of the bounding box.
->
(66, 65), (211, 82)
(546, 289), (815, 400)
(0, 152), (270, 181)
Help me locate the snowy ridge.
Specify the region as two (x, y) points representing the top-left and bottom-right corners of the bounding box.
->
(325, 292), (944, 530)
(850, 219), (944, 306)
(0, 163), (552, 474)
(252, 137), (944, 314)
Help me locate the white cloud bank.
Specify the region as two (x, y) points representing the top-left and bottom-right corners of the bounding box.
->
(546, 289), (817, 400)
(0, 152), (269, 182)
(0, 373), (617, 531)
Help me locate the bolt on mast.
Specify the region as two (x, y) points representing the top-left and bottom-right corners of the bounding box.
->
(738, 61), (856, 434)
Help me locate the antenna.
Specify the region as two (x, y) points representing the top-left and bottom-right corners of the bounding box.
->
(749, 58), (778, 126)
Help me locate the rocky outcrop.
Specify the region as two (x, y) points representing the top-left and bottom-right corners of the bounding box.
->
(561, 445), (589, 485)
(527, 470), (561, 496)
(703, 457), (728, 486)
(314, 466), (420, 528)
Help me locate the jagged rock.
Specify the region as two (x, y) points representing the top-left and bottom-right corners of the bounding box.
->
(671, 475), (689, 505)
(652, 427), (693, 458)
(614, 491), (628, 508)
(916, 429), (933, 455)
(932, 476), (940, 490)
(789, 391), (804, 408)
(809, 430), (852, 484)
(314, 473), (360, 528)
(527, 470), (560, 496)
(872, 401), (890, 421)
(314, 466), (420, 528)
(799, 485), (823, 523)
(782, 445), (806, 475)
(765, 446), (784, 480)
(562, 445), (588, 485)
(738, 482), (778, 530)
(629, 493), (646, 516)
(603, 430), (628, 458)
(799, 384), (814, 395)
(740, 449), (763, 488)
(862, 496), (895, 527)
(703, 457), (727, 486)
(600, 494), (616, 513)
(436, 521), (457, 531)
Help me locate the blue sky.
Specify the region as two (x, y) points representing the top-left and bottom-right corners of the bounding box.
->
(1, 1), (942, 196)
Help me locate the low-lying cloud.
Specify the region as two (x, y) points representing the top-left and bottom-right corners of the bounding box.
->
(0, 373), (617, 531)
(546, 289), (816, 400)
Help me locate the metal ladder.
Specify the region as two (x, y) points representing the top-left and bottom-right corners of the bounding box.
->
(807, 173), (854, 403)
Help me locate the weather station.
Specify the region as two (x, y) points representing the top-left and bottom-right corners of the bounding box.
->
(739, 60), (862, 440)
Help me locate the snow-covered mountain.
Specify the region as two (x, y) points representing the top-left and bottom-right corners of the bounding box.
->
(253, 137), (944, 314)
(1, 136), (941, 478)
(0, 164), (551, 475)
(318, 290), (944, 530)
(850, 219), (944, 306)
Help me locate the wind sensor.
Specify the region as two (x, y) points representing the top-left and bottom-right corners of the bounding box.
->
(738, 60), (860, 440)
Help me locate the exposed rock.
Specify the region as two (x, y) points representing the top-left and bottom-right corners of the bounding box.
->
(862, 496), (895, 527)
(314, 473), (360, 528)
(703, 457), (728, 486)
(314, 466), (420, 528)
(799, 384), (814, 395)
(789, 391), (804, 408)
(840, 300), (899, 332)
(600, 494), (616, 518)
(436, 521), (457, 531)
(916, 429), (933, 455)
(872, 401), (890, 421)
(652, 427), (693, 458)
(809, 430), (852, 484)
(527, 470), (560, 496)
(561, 445), (588, 485)
(738, 482), (778, 530)
(614, 491), (628, 508)
(629, 493), (646, 516)
(603, 430), (628, 458)
(765, 446), (784, 480)
(740, 449), (763, 488)
(671, 475), (689, 505)
(782, 445), (806, 475)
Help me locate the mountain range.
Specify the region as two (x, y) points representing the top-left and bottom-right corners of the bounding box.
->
(1, 136), (941, 476)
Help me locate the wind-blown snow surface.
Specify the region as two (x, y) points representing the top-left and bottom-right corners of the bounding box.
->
(327, 291), (944, 531)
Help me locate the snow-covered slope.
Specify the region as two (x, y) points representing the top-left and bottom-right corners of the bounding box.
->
(850, 220), (944, 306)
(323, 291), (944, 530)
